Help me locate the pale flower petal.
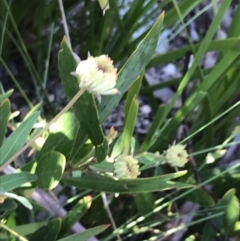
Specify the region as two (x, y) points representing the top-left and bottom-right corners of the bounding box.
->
(100, 88), (119, 95)
(73, 54), (118, 97)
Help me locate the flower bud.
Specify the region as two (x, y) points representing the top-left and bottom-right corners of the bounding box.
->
(164, 144), (188, 167)
(113, 155), (140, 179)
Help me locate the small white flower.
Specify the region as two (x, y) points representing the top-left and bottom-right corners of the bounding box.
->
(71, 55), (119, 100)
(113, 155), (141, 179)
(164, 144), (188, 168)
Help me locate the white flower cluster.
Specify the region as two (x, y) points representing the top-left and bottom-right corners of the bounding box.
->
(71, 55), (119, 98)
(113, 155), (141, 179)
(164, 144), (189, 167)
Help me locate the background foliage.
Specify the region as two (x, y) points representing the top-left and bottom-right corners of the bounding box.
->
(1, 0), (240, 240)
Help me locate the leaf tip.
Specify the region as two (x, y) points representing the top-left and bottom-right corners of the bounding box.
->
(63, 35), (67, 41)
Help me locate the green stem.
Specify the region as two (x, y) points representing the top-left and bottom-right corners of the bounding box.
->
(0, 222), (28, 241)
(101, 192), (122, 241)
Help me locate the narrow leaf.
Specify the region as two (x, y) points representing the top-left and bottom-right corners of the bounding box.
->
(63, 171), (191, 193)
(4, 192), (33, 210)
(95, 137), (108, 162)
(0, 111), (39, 167)
(0, 98), (10, 146)
(0, 89), (14, 105)
(12, 221), (48, 236)
(0, 172), (37, 192)
(57, 224), (110, 241)
(0, 199), (17, 212)
(147, 38), (240, 67)
(121, 97), (138, 154)
(27, 218), (61, 241)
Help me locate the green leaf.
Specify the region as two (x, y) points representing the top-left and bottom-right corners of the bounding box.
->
(3, 192), (33, 210)
(27, 218), (61, 241)
(231, 221), (240, 237)
(0, 89), (14, 105)
(164, 0), (200, 27)
(147, 38), (240, 68)
(36, 151), (66, 190)
(121, 97), (138, 154)
(123, 73), (142, 116)
(95, 137), (108, 162)
(151, 49), (240, 151)
(134, 193), (155, 221)
(202, 95), (213, 147)
(0, 111), (39, 167)
(227, 4), (240, 37)
(224, 194), (239, 234)
(58, 38), (105, 147)
(12, 221), (48, 236)
(201, 189), (236, 241)
(68, 128), (88, 164)
(23, 103), (41, 121)
(37, 112), (79, 161)
(63, 171), (191, 193)
(0, 199), (17, 213)
(111, 134), (123, 158)
(57, 224), (110, 241)
(149, 0), (235, 151)
(18, 159), (38, 175)
(98, 12), (165, 123)
(136, 152), (165, 172)
(0, 172), (37, 192)
(185, 187), (215, 208)
(0, 98), (10, 146)
(70, 141), (93, 166)
(59, 197), (90, 237)
(90, 160), (113, 172)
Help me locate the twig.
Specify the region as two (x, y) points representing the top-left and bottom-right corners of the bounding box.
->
(0, 222), (28, 241)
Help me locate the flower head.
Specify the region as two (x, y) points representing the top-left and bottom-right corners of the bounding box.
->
(71, 55), (119, 98)
(164, 144), (188, 167)
(113, 155), (140, 179)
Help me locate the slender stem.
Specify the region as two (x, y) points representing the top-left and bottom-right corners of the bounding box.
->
(101, 192), (122, 241)
(41, 23), (54, 116)
(0, 88), (85, 171)
(3, 0), (54, 112)
(58, 0), (72, 49)
(0, 58), (33, 108)
(0, 222), (28, 241)
(0, 0), (12, 56)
